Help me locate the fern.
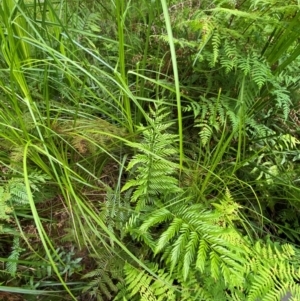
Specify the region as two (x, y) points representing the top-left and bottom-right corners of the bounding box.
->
(137, 196), (247, 283)
(251, 55), (271, 90)
(115, 263), (176, 301)
(122, 103), (181, 212)
(6, 236), (23, 277)
(271, 82), (291, 120)
(8, 179), (29, 206)
(245, 118), (274, 139)
(245, 241), (300, 301)
(211, 32), (221, 67)
(239, 54), (251, 76)
(220, 39), (238, 73)
(82, 249), (125, 301)
(0, 176), (35, 222)
(97, 72), (300, 300)
(185, 95), (239, 144)
(125, 180), (300, 300)
(197, 123), (213, 146)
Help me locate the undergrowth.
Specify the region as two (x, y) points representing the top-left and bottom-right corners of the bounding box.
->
(0, 0), (300, 300)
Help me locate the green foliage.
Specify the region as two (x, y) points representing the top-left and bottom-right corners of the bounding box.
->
(82, 249), (125, 301)
(50, 247), (83, 278)
(115, 263), (176, 301)
(122, 184), (300, 300)
(122, 102), (181, 212)
(0, 0), (300, 300)
(0, 186), (13, 223)
(6, 236), (24, 277)
(0, 173), (47, 224)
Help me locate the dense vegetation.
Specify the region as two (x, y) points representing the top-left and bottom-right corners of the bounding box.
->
(1, 0), (300, 300)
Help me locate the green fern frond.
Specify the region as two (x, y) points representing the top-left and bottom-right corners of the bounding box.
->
(210, 250), (220, 280)
(239, 54), (251, 76)
(220, 56), (236, 74)
(82, 248), (125, 301)
(122, 103), (181, 211)
(227, 111), (239, 131)
(245, 241), (300, 301)
(197, 123), (213, 146)
(8, 178), (29, 205)
(0, 176), (38, 222)
(155, 217), (183, 254)
(221, 39), (238, 73)
(170, 223), (191, 272)
(116, 263), (175, 301)
(6, 236), (23, 277)
(196, 239), (209, 273)
(183, 231), (199, 280)
(211, 32), (221, 67)
(271, 82), (291, 120)
(140, 208), (173, 234)
(189, 96), (232, 145)
(181, 277), (213, 300)
(180, 268), (228, 301)
(246, 118), (273, 138)
(131, 183), (300, 299)
(137, 200), (247, 281)
(251, 56), (271, 89)
(182, 100), (202, 118)
(198, 17), (215, 45)
(98, 188), (131, 242)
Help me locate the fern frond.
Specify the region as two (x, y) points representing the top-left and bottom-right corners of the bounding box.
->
(82, 248), (125, 301)
(170, 223), (191, 272)
(251, 56), (271, 89)
(210, 250), (220, 280)
(183, 231), (199, 280)
(196, 239), (209, 273)
(271, 82), (291, 120)
(221, 39), (238, 73)
(182, 100), (202, 118)
(8, 178), (29, 205)
(116, 263), (175, 301)
(6, 236), (23, 277)
(140, 208), (173, 234)
(239, 54), (251, 76)
(197, 123), (213, 146)
(227, 111), (239, 131)
(122, 103), (181, 211)
(155, 217), (183, 254)
(211, 32), (221, 67)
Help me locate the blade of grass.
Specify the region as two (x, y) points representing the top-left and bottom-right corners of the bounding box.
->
(23, 141), (77, 301)
(161, 0), (183, 169)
